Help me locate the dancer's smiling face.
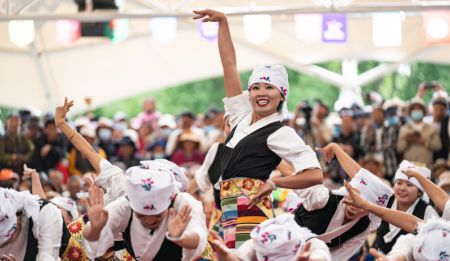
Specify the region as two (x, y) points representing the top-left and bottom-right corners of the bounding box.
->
(249, 82), (284, 120)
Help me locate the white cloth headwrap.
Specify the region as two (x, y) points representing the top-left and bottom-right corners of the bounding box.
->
(139, 159), (189, 192)
(413, 217), (450, 261)
(394, 160), (431, 192)
(125, 165), (177, 215)
(0, 188), (40, 245)
(248, 64), (289, 118)
(334, 168), (394, 227)
(251, 213), (316, 261)
(51, 197), (79, 220)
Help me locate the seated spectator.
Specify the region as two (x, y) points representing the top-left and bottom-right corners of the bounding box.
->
(397, 98), (441, 167)
(96, 117), (116, 159)
(0, 168), (19, 189)
(148, 139), (168, 160)
(30, 118), (67, 173)
(111, 136), (141, 170)
(68, 125), (106, 175)
(439, 171), (450, 195)
(0, 113), (34, 175)
(431, 158), (450, 183)
(171, 132), (204, 167)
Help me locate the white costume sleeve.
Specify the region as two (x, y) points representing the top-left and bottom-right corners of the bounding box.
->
(267, 126), (321, 174)
(223, 93), (252, 130)
(308, 238), (332, 261)
(443, 199), (450, 221)
(194, 142), (219, 192)
(35, 203), (64, 261)
(95, 159), (127, 205)
(84, 197), (130, 258)
(235, 240), (257, 261)
(388, 233), (416, 261)
(296, 185), (330, 211)
(424, 205), (439, 221)
(329, 227), (370, 261)
(173, 193), (208, 261)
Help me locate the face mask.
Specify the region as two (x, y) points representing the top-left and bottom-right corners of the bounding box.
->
(98, 128), (112, 141)
(159, 128), (172, 138)
(410, 110), (424, 121)
(153, 153), (166, 159)
(387, 116), (399, 126)
(115, 122), (128, 132)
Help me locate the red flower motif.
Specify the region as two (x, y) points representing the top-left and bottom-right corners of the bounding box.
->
(262, 198), (272, 209)
(222, 182), (231, 191)
(67, 246), (83, 261)
(243, 179), (255, 191)
(68, 222), (82, 234)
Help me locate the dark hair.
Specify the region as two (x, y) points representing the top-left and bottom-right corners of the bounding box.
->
(44, 118), (56, 128)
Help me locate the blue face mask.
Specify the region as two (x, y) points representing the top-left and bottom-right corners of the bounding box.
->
(98, 128), (112, 141)
(410, 110), (424, 121)
(387, 116), (399, 126)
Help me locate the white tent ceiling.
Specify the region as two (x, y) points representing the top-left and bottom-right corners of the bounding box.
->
(0, 0), (450, 112)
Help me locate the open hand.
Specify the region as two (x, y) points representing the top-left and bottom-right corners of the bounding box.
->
(55, 97), (74, 127)
(248, 182), (272, 209)
(193, 9), (226, 23)
(209, 231), (240, 261)
(295, 241), (312, 261)
(87, 185), (108, 231)
(168, 205), (191, 239)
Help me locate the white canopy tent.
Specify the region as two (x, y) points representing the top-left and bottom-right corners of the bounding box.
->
(1, 0), (450, 113)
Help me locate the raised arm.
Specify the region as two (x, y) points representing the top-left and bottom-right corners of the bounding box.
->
(193, 9), (242, 97)
(403, 169), (450, 212)
(55, 98), (103, 173)
(23, 164), (46, 199)
(316, 142), (361, 178)
(343, 181), (422, 233)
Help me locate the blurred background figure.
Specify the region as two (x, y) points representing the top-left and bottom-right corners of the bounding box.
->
(0, 113), (34, 175)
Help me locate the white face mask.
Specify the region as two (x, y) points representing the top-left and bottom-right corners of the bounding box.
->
(98, 128), (112, 141)
(115, 122), (128, 132)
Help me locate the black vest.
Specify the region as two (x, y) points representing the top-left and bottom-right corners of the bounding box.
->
(221, 121), (283, 180)
(294, 191), (370, 248)
(121, 203), (182, 261)
(208, 143), (224, 208)
(375, 196), (428, 254)
(23, 200), (70, 261)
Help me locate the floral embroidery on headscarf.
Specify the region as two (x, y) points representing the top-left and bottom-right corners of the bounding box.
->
(376, 194), (389, 206)
(439, 251), (450, 261)
(259, 76), (270, 82)
(144, 204), (155, 211)
(261, 231), (277, 244)
(359, 178), (368, 186)
(141, 178), (154, 191)
(6, 224), (16, 239)
(293, 241), (302, 254)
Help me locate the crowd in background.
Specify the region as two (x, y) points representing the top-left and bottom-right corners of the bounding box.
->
(0, 82), (449, 259)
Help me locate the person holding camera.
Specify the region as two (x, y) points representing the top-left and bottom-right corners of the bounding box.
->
(417, 81), (450, 161)
(396, 97), (441, 167)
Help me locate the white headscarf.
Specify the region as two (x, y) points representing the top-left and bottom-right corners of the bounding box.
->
(413, 218), (450, 261)
(248, 64), (289, 118)
(251, 213), (318, 261)
(50, 197), (79, 220)
(125, 165), (177, 215)
(334, 168), (394, 227)
(0, 188), (40, 245)
(139, 159), (189, 192)
(394, 160), (431, 192)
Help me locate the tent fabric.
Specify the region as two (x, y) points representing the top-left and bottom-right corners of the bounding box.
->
(1, 0), (450, 111)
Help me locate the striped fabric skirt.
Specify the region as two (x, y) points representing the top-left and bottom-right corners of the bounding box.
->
(220, 178), (274, 249)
